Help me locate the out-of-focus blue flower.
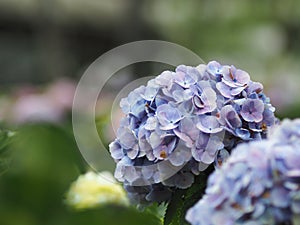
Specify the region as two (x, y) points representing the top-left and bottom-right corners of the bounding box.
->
(186, 119), (300, 225)
(271, 119), (300, 146)
(109, 61), (276, 204)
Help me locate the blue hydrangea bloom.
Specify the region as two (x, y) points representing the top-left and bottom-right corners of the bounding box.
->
(109, 61), (276, 204)
(186, 119), (300, 225)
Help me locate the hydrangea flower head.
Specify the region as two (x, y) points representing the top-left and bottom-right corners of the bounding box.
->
(270, 118), (300, 146)
(65, 171), (129, 209)
(186, 119), (300, 225)
(109, 61), (276, 204)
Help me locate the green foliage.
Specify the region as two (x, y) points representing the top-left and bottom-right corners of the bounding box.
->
(145, 202), (167, 224)
(0, 129), (15, 175)
(0, 123), (164, 225)
(293, 214), (300, 225)
(0, 129), (15, 151)
(66, 205), (163, 225)
(164, 167), (213, 225)
(0, 124), (83, 225)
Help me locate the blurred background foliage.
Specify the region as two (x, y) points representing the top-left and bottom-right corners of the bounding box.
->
(0, 0), (299, 224)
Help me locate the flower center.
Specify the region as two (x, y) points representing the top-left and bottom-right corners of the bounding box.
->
(229, 69), (234, 80)
(262, 123), (267, 131)
(160, 150), (167, 159)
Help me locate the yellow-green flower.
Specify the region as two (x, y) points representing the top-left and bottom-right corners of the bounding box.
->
(66, 171), (129, 209)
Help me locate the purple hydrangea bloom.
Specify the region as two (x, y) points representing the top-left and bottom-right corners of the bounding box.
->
(156, 103), (183, 130)
(174, 65), (199, 88)
(186, 119), (300, 225)
(222, 65), (250, 88)
(216, 65), (250, 98)
(109, 61), (276, 204)
(240, 99), (264, 123)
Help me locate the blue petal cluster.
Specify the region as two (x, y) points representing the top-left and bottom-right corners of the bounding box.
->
(186, 119), (300, 225)
(109, 61), (276, 204)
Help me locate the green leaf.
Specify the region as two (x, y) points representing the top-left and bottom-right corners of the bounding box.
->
(67, 205), (163, 225)
(0, 129), (15, 153)
(164, 166), (214, 225)
(0, 123), (86, 224)
(292, 214), (300, 225)
(145, 202), (167, 224)
(0, 129), (15, 174)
